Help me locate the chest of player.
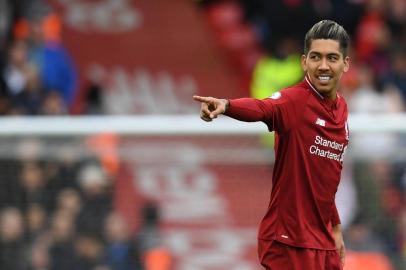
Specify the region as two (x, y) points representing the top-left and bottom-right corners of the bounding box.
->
(297, 100), (349, 163)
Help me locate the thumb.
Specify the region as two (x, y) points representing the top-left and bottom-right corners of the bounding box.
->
(210, 105), (225, 119)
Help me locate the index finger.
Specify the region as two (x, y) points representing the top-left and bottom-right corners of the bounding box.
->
(193, 95), (211, 103)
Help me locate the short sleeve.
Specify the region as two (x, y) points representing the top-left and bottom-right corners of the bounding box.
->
(225, 88), (305, 133)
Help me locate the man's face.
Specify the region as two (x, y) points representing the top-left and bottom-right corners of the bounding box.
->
(301, 39), (349, 99)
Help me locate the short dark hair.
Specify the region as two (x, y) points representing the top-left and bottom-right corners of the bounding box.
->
(304, 20), (350, 56)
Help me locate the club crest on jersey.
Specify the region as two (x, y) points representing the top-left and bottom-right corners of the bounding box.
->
(315, 118), (326, 127)
(269, 92), (281, 99)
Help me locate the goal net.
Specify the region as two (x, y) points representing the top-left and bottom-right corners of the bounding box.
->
(0, 114), (404, 270)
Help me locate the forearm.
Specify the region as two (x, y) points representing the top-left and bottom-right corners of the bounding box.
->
(333, 223), (345, 265)
(333, 223), (342, 233)
(224, 98), (271, 122)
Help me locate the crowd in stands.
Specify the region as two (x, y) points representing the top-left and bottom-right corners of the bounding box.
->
(0, 137), (170, 270)
(0, 0), (77, 115)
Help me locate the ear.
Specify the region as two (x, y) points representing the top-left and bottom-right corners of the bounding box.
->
(301, 54), (307, 72)
(343, 56), (350, 72)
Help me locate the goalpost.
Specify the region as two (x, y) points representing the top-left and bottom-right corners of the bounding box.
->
(0, 113), (405, 135)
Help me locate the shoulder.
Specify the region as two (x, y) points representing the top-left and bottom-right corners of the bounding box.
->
(262, 82), (310, 114)
(278, 81), (311, 103)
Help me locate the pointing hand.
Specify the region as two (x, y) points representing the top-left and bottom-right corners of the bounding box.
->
(193, 95), (228, 122)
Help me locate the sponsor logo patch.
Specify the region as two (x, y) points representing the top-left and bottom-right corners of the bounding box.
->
(269, 92), (281, 100)
(315, 118), (326, 127)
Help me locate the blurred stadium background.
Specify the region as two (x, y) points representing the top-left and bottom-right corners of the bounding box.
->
(0, 0), (405, 270)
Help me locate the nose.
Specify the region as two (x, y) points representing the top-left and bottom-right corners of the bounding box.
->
(318, 58), (329, 71)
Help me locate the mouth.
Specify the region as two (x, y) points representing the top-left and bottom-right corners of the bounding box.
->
(317, 75), (332, 84)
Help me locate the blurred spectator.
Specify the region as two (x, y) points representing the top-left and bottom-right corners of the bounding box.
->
(345, 214), (386, 252)
(45, 145), (81, 211)
(28, 238), (50, 270)
(86, 133), (121, 178)
(16, 137), (44, 162)
(56, 188), (82, 218)
(349, 65), (403, 160)
(17, 160), (50, 211)
(83, 66), (106, 114)
(3, 39), (30, 96)
(9, 63), (46, 115)
(104, 212), (142, 270)
(0, 207), (28, 269)
(136, 203), (162, 254)
(0, 139), (45, 210)
(40, 90), (68, 115)
(382, 47), (406, 106)
(76, 163), (113, 238)
(75, 233), (107, 270)
(48, 210), (78, 270)
(83, 82), (105, 115)
(26, 203), (47, 243)
(385, 0), (406, 44)
(136, 203), (172, 270)
(15, 11), (78, 109)
(349, 65), (404, 114)
(250, 37), (303, 99)
(29, 15), (77, 108)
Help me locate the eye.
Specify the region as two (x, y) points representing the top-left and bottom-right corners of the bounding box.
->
(310, 54), (320, 60)
(328, 55), (339, 61)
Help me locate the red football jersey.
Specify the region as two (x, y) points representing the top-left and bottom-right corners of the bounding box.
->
(225, 78), (349, 250)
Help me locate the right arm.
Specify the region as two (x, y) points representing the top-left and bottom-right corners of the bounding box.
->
(224, 98), (274, 122)
(192, 95), (273, 123)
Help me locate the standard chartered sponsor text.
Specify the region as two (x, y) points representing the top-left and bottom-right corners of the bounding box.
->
(314, 135), (344, 150)
(310, 135), (345, 162)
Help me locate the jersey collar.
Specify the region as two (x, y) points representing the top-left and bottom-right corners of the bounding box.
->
(304, 76), (324, 99)
(304, 76), (339, 109)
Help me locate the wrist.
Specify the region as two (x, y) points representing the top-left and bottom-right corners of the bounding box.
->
(224, 99), (230, 111)
(333, 224), (342, 232)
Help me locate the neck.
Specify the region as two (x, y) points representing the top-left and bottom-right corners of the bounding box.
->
(305, 76), (337, 100)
